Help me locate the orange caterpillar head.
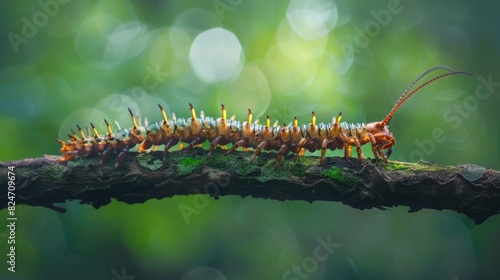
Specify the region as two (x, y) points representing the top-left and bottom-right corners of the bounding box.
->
(367, 67), (475, 159)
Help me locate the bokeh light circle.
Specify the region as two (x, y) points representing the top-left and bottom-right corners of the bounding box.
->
(189, 28), (244, 84)
(286, 0), (338, 40)
(75, 15), (148, 69)
(103, 20), (149, 67)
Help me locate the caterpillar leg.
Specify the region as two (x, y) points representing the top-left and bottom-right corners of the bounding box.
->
(225, 139), (245, 156)
(376, 148), (388, 163)
(99, 147), (114, 166)
(354, 139), (364, 163)
(293, 138), (307, 162)
(275, 145), (289, 170)
(183, 137), (205, 153)
(386, 146), (393, 159)
(208, 136), (223, 157)
(372, 135), (395, 163)
(377, 142), (394, 163)
(250, 141), (268, 163)
(344, 143), (351, 160)
(320, 139), (328, 165)
(114, 147), (129, 170)
(367, 134), (380, 161)
(163, 140), (179, 163)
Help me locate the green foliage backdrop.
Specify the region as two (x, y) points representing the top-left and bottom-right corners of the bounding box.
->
(0, 0), (499, 279)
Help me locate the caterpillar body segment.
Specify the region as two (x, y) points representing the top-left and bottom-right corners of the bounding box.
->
(90, 122), (108, 153)
(339, 122), (365, 162)
(138, 121), (160, 152)
(59, 125), (99, 161)
(272, 123), (292, 169)
(56, 66), (475, 169)
(225, 109), (258, 156)
(319, 113), (343, 165)
(180, 103), (207, 153)
(250, 115), (277, 163)
(97, 119), (117, 166)
(137, 104), (182, 163)
(207, 105), (234, 157)
(111, 109), (148, 169)
(293, 112), (320, 161)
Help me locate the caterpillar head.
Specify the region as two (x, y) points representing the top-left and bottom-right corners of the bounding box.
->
(365, 121), (395, 159)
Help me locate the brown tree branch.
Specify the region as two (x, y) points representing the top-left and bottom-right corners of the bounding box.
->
(1, 148), (499, 224)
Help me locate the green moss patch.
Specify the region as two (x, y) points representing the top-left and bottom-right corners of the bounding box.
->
(323, 166), (343, 181)
(385, 161), (409, 171)
(384, 160), (454, 173)
(232, 159), (258, 176)
(288, 161), (306, 177)
(135, 153), (163, 171)
(322, 166), (360, 194)
(40, 163), (65, 180)
(175, 157), (203, 175)
(257, 160), (291, 182)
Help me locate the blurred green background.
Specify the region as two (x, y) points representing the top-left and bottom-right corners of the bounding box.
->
(0, 0), (499, 279)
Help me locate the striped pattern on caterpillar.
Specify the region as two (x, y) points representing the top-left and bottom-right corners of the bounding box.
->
(56, 66), (474, 170)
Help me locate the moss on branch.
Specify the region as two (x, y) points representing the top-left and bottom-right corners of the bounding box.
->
(1, 148), (499, 224)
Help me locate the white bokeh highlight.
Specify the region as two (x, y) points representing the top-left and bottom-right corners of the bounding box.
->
(287, 0), (339, 40)
(189, 28), (244, 84)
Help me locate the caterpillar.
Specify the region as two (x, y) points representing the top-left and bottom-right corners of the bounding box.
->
(56, 66), (474, 170)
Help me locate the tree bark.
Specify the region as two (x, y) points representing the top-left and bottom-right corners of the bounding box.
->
(1, 148), (499, 224)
